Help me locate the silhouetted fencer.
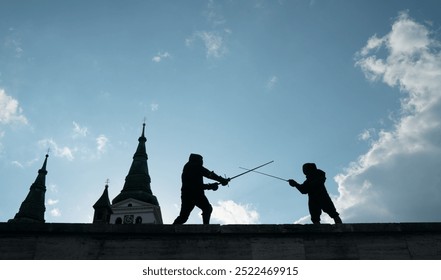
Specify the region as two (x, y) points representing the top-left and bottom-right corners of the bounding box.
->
(173, 153), (230, 225)
(288, 163), (342, 224)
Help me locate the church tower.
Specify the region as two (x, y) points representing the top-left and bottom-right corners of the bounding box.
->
(92, 182), (113, 224)
(110, 123), (163, 224)
(9, 154), (49, 223)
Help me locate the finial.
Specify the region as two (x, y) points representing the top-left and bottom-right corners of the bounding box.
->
(141, 119), (146, 138)
(105, 178), (110, 188)
(39, 151), (49, 175)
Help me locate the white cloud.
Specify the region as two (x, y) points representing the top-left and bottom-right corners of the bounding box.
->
(359, 35), (385, 56)
(72, 121), (88, 137)
(38, 139), (75, 161)
(96, 134), (108, 154)
(71, 122), (109, 158)
(211, 200), (260, 224)
(204, 0), (226, 27)
(186, 31), (229, 58)
(358, 128), (375, 141)
(151, 103), (159, 112)
(48, 184), (59, 193)
(46, 199), (59, 206)
(11, 157), (44, 169)
(336, 12), (441, 223)
(152, 52), (171, 63)
(0, 89), (28, 125)
(50, 208), (61, 217)
(388, 13), (430, 56)
(201, 31), (226, 58)
(266, 75), (279, 90)
(11, 161), (24, 168)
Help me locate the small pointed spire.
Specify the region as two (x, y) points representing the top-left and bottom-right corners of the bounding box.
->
(9, 153), (49, 223)
(39, 154), (49, 175)
(93, 180), (113, 224)
(139, 121), (146, 141)
(93, 181), (112, 209)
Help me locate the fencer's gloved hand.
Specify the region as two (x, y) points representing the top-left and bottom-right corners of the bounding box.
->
(205, 183), (219, 191)
(288, 179), (299, 187)
(219, 177), (230, 186)
(210, 172), (230, 186)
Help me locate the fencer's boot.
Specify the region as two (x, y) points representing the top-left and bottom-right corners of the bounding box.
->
(202, 212), (211, 224)
(202, 206), (212, 224)
(334, 216), (343, 224)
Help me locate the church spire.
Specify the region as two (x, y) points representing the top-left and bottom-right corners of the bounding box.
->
(93, 180), (113, 224)
(112, 123), (159, 206)
(9, 154), (49, 223)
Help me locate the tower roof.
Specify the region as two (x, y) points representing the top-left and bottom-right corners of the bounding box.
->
(112, 123), (159, 206)
(93, 183), (112, 210)
(9, 154), (49, 223)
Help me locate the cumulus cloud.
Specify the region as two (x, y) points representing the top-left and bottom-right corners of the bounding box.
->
(47, 191), (61, 217)
(38, 139), (74, 161)
(211, 200), (260, 224)
(50, 208), (61, 217)
(335, 12), (441, 223)
(72, 121), (88, 137)
(185, 2), (231, 59)
(358, 128), (376, 142)
(151, 103), (159, 111)
(96, 134), (109, 154)
(46, 199), (59, 206)
(11, 161), (24, 168)
(186, 30), (229, 58)
(0, 89), (28, 125)
(152, 52), (171, 62)
(48, 184), (59, 193)
(70, 122), (109, 158)
(10, 157), (39, 169)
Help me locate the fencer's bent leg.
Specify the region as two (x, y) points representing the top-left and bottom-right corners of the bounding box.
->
(173, 195), (195, 225)
(197, 195), (213, 225)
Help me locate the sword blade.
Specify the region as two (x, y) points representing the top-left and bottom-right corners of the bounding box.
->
(239, 167), (288, 182)
(229, 160), (274, 180)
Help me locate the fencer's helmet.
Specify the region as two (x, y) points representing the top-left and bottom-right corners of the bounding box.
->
(302, 163), (317, 176)
(189, 153), (203, 165)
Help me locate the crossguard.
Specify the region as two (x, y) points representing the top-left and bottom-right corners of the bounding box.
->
(214, 175), (230, 187)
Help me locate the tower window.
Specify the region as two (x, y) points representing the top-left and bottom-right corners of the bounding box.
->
(115, 217), (122, 224)
(135, 216), (142, 224)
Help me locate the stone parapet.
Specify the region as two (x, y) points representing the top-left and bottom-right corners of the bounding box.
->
(1, 223), (440, 259)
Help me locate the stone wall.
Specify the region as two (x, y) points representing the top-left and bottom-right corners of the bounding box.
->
(0, 223), (440, 259)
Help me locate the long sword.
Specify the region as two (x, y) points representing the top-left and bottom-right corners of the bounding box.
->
(230, 160), (274, 180)
(216, 160), (274, 186)
(238, 166), (288, 182)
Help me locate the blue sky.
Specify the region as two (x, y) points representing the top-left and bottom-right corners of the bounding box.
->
(1, 0), (440, 224)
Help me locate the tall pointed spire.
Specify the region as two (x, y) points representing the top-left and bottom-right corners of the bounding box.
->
(112, 123), (159, 206)
(9, 154), (49, 223)
(93, 181), (113, 224)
